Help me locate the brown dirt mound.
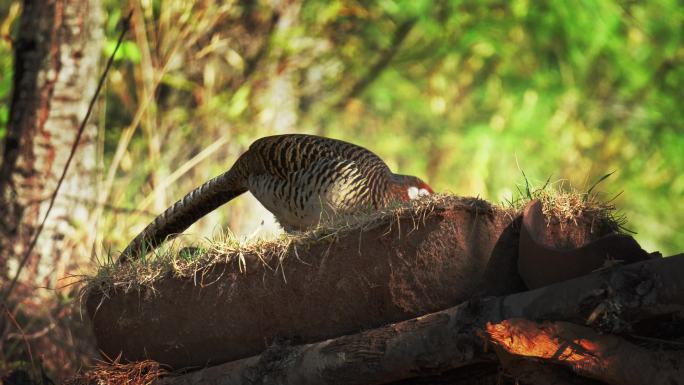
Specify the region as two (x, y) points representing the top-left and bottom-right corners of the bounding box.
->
(86, 196), (617, 370)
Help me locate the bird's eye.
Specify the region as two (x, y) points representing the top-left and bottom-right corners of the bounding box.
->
(407, 186), (420, 199)
(408, 186), (432, 200)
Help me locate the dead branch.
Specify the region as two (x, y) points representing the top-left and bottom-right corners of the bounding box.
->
(336, 18), (417, 108)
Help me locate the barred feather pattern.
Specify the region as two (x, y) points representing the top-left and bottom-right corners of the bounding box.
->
(118, 134), (431, 263)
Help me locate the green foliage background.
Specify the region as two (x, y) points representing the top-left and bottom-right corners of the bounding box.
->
(1, 0), (682, 255)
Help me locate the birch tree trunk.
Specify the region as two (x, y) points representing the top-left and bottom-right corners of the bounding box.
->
(0, 0), (103, 295)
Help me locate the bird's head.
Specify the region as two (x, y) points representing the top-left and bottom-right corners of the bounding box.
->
(390, 174), (434, 202)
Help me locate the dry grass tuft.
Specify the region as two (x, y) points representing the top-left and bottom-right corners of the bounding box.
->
(507, 178), (626, 234)
(63, 358), (167, 385)
(84, 194), (470, 296)
(84, 188), (623, 298)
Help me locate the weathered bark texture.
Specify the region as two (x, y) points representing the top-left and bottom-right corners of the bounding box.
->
(86, 196), (621, 369)
(0, 0), (102, 290)
(159, 254), (684, 385)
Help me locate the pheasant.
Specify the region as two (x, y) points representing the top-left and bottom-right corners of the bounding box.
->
(119, 134), (433, 263)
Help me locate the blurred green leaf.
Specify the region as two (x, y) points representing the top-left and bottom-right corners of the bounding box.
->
(0, 70), (12, 97)
(227, 85), (250, 118)
(103, 40), (141, 63)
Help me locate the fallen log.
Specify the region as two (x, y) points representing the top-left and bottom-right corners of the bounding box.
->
(85, 196), (620, 369)
(161, 253), (684, 385)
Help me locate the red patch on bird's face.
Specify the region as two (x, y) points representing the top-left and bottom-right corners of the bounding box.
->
(419, 183), (434, 194)
(389, 176), (434, 202)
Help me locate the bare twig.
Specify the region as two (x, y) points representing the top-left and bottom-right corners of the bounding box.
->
(4, 308), (36, 375)
(335, 18), (417, 109)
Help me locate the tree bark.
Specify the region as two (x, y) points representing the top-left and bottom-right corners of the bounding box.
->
(0, 0), (102, 292)
(160, 254), (684, 385)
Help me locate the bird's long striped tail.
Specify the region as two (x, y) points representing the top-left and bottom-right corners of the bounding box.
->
(118, 169), (247, 264)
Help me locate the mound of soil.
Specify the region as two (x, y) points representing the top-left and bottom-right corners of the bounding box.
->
(86, 196), (617, 369)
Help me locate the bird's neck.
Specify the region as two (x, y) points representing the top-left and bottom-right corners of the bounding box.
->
(386, 174), (411, 203)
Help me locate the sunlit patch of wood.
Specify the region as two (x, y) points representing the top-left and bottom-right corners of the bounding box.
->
(485, 318), (684, 385)
(486, 319), (598, 363)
